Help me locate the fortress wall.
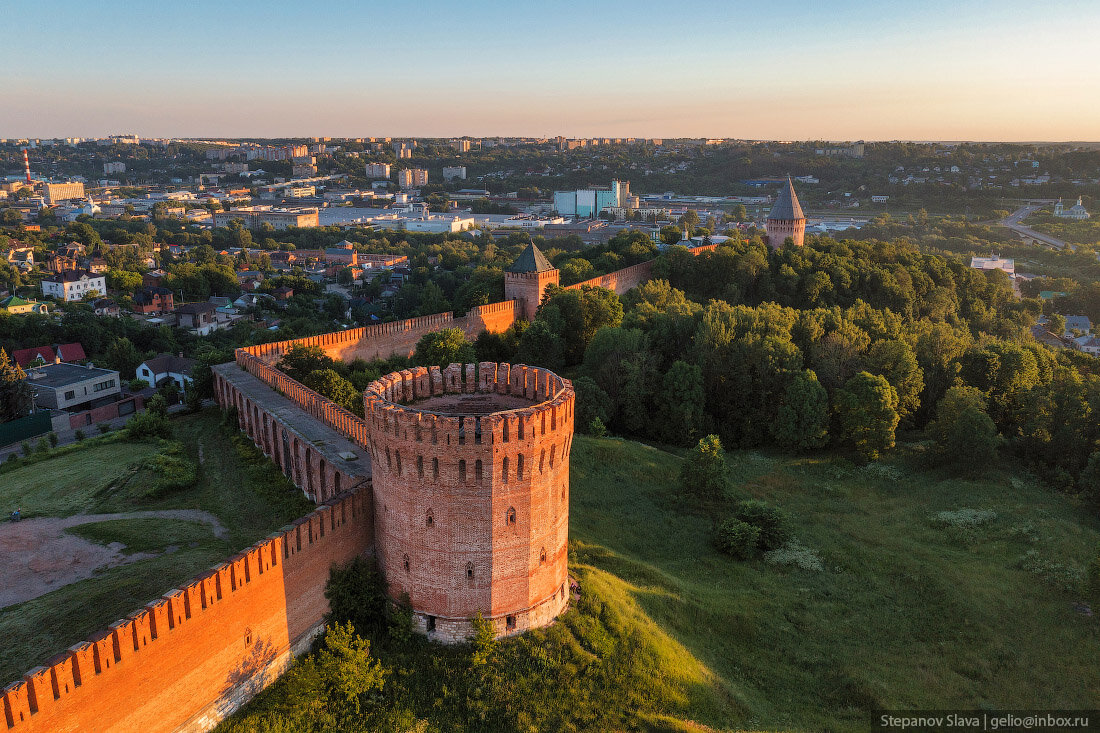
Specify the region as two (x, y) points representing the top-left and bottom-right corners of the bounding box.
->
(232, 351), (370, 452)
(364, 363), (572, 642)
(564, 259), (655, 295)
(456, 299), (522, 337)
(1, 491), (372, 733)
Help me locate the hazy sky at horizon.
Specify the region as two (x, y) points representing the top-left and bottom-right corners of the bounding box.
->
(4, 0), (1099, 141)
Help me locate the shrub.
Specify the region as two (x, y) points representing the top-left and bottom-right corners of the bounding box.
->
(97, 422), (111, 434)
(149, 450), (199, 495)
(588, 417), (608, 437)
(34, 437), (49, 454)
(733, 500), (791, 551)
(679, 434), (729, 504)
(47, 432), (58, 447)
(126, 410), (172, 439)
(5, 453), (18, 465)
(74, 429), (86, 442)
(20, 441), (31, 457)
(714, 518), (761, 559)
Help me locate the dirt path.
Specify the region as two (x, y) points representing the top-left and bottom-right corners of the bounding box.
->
(0, 510), (228, 610)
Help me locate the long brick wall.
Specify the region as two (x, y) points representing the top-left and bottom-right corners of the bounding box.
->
(1, 492), (372, 733)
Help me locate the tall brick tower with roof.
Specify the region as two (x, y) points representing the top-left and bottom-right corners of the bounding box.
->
(766, 176), (806, 248)
(504, 243), (559, 321)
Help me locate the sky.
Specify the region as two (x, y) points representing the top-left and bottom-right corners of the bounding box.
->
(3, 0), (1099, 141)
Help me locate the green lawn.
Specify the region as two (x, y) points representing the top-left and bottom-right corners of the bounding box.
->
(0, 409), (314, 685)
(0, 439), (160, 517)
(567, 436), (1100, 731)
(66, 517), (221, 554)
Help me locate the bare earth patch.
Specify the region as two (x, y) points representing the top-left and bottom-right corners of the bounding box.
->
(0, 510), (227, 610)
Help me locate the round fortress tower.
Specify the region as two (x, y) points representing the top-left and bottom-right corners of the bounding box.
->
(364, 362), (574, 642)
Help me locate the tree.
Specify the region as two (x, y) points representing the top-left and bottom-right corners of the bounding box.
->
(280, 622), (386, 729)
(537, 285), (624, 365)
(678, 209), (700, 231)
(413, 328), (475, 367)
(862, 339), (924, 423)
(278, 344), (337, 382)
(303, 369), (361, 415)
(1048, 313), (1067, 337)
(772, 369), (829, 451)
(572, 376), (612, 435)
(927, 385), (1000, 471)
(0, 348), (33, 422)
(658, 360), (705, 445)
(659, 225), (683, 245)
(105, 337), (142, 380)
(678, 434), (729, 504)
(731, 203), (748, 222)
(834, 371), (899, 462)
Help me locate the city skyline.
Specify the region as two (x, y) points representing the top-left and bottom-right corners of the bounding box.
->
(4, 0), (1100, 141)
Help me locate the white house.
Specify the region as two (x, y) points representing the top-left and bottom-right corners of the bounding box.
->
(137, 354), (196, 392)
(41, 270), (107, 302)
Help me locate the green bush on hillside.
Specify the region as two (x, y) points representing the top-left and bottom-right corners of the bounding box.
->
(734, 500), (791, 551)
(714, 517), (761, 559)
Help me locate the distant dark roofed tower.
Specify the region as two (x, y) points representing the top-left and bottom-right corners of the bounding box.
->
(766, 176), (806, 248)
(504, 243), (559, 321)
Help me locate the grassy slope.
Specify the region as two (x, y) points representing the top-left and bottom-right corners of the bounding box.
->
(0, 410), (313, 685)
(568, 436), (1100, 731)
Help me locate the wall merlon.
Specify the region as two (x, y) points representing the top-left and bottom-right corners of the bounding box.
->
(4, 679), (31, 728)
(144, 599), (169, 640)
(22, 668), (51, 717)
(128, 608), (154, 651)
(67, 643), (94, 690)
(47, 655), (76, 701)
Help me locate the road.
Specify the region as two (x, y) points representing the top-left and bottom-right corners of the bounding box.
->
(999, 202), (1075, 251)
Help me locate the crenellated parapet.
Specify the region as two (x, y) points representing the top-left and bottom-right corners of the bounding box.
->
(364, 363), (574, 642)
(1, 491), (372, 732)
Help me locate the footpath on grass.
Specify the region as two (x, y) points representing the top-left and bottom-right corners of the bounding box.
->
(0, 509), (228, 610)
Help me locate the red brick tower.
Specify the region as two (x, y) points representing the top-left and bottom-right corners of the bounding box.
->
(504, 243), (559, 321)
(364, 362), (574, 641)
(766, 176), (806, 248)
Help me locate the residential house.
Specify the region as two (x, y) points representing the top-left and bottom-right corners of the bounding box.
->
(273, 286), (294, 300)
(176, 302), (218, 335)
(132, 286), (174, 315)
(1064, 315), (1092, 336)
(143, 269), (169, 288)
(137, 353), (196, 392)
(41, 270), (107, 302)
(0, 295), (50, 315)
(1074, 336), (1100, 356)
(11, 342), (87, 368)
(23, 362), (120, 411)
(93, 298), (121, 317)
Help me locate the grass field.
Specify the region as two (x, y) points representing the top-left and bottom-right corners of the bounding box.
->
(0, 409), (313, 685)
(567, 435), (1100, 731)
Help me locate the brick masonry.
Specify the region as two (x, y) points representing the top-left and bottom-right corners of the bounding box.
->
(364, 363), (573, 641)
